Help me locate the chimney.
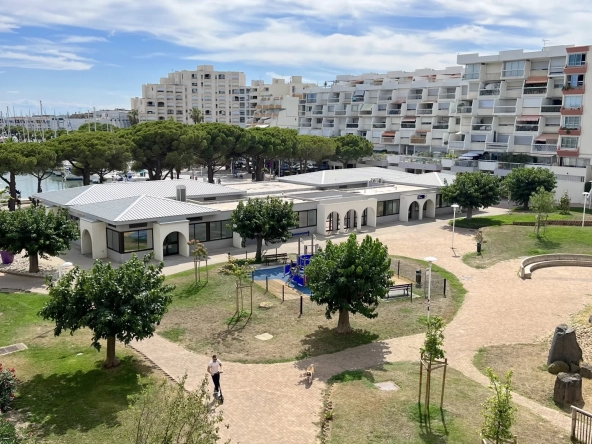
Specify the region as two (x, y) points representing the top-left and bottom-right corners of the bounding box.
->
(176, 185), (186, 202)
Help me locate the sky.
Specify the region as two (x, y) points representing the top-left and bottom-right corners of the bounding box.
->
(0, 0), (590, 115)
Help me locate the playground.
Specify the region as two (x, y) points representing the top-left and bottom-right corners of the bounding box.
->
(253, 253), (314, 297)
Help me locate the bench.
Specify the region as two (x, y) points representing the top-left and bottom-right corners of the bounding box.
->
(264, 253), (288, 266)
(385, 283), (413, 302)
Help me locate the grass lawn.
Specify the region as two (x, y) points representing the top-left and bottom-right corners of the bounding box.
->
(462, 225), (592, 269)
(452, 210), (587, 230)
(0, 292), (155, 443)
(328, 362), (570, 443)
(159, 258), (465, 364)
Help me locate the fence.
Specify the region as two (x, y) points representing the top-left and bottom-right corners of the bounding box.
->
(572, 406), (592, 443)
(513, 220), (592, 227)
(393, 259), (448, 298)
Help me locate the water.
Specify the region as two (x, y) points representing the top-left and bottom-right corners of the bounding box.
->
(10, 174), (83, 198)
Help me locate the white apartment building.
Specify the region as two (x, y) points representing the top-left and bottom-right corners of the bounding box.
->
(245, 76), (315, 129)
(297, 45), (592, 201)
(131, 65), (247, 126)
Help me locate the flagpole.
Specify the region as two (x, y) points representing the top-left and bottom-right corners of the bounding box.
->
(24, 110), (30, 142)
(6, 107), (11, 140)
(93, 107), (97, 131)
(39, 101), (45, 141)
(87, 110), (90, 132)
(66, 112), (70, 134)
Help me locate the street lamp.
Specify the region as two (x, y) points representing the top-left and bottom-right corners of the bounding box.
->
(451, 204), (460, 251)
(57, 261), (73, 278)
(424, 256), (437, 322)
(583, 192), (590, 227)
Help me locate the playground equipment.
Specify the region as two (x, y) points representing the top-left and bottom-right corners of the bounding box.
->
(284, 254), (313, 288)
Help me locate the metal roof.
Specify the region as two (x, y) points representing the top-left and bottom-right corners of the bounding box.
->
(34, 179), (244, 206)
(71, 195), (217, 223)
(278, 167), (454, 188)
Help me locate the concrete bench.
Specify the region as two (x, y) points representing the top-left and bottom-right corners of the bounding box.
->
(519, 254), (592, 279)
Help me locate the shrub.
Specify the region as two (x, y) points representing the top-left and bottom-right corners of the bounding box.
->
(558, 191), (571, 215)
(0, 365), (18, 412)
(0, 418), (19, 443)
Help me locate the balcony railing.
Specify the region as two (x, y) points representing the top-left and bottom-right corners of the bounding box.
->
(401, 123), (416, 129)
(502, 69), (525, 77)
(524, 87), (547, 94)
(328, 97), (340, 103)
(335, 110), (346, 116)
(416, 109), (434, 115)
(516, 124), (539, 131)
(323, 123), (335, 127)
(531, 144), (558, 153)
(388, 109), (402, 115)
(448, 141), (466, 149)
(559, 144), (579, 151)
(410, 136), (427, 144)
(433, 124), (449, 129)
(312, 110), (323, 115)
(408, 94), (423, 100)
(372, 123), (386, 128)
(346, 123), (359, 128)
(497, 162), (525, 170)
(457, 106), (473, 113)
(567, 61), (587, 67)
(472, 124), (493, 131)
(401, 156), (442, 165)
(479, 89), (500, 96)
(454, 160), (479, 167)
(439, 93), (456, 99)
(463, 73), (480, 80)
(381, 137), (396, 144)
(485, 142), (509, 151)
(494, 106), (516, 114)
(541, 105), (561, 113)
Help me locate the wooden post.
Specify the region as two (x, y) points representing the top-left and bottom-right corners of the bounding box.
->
(235, 282), (239, 314)
(282, 285), (285, 302)
(266, 275), (268, 292)
(440, 358), (447, 409)
(424, 360), (431, 415)
(299, 295), (303, 317)
(418, 360), (423, 405)
(572, 406), (577, 438)
(205, 258), (208, 282)
(250, 284), (253, 315)
(397, 260), (400, 277)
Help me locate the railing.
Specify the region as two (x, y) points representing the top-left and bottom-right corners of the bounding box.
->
(433, 124), (449, 129)
(408, 94), (423, 99)
(472, 124), (493, 131)
(381, 137), (396, 144)
(541, 105), (562, 112)
(388, 109), (402, 115)
(497, 162), (524, 170)
(532, 144), (558, 153)
(494, 106), (516, 113)
(457, 106), (473, 113)
(483, 73), (502, 80)
(328, 97), (340, 103)
(557, 174), (585, 181)
(516, 124), (539, 131)
(524, 87), (547, 94)
(463, 73), (480, 80)
(560, 144), (579, 151)
(372, 123), (386, 128)
(567, 61), (587, 67)
(479, 89), (500, 96)
(571, 405), (592, 444)
(410, 136), (427, 144)
(485, 142), (509, 150)
(300, 123), (312, 127)
(448, 141), (466, 149)
(502, 69), (525, 77)
(439, 93), (456, 99)
(454, 160), (478, 167)
(312, 110), (323, 115)
(401, 156), (442, 165)
(378, 96), (392, 101)
(401, 123), (416, 129)
(335, 110), (346, 116)
(346, 123), (359, 128)
(323, 123), (335, 127)
(416, 109), (434, 115)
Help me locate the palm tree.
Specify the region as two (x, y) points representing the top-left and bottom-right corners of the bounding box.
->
(190, 108), (204, 124)
(128, 109), (140, 126)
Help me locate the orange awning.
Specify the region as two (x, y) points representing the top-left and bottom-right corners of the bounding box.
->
(535, 133), (559, 142)
(517, 115), (540, 122)
(402, 116), (416, 121)
(525, 76), (548, 84)
(382, 131), (396, 137)
(416, 129), (429, 133)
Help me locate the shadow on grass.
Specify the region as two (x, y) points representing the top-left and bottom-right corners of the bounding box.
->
(16, 356), (150, 438)
(297, 326), (379, 361)
(174, 281), (208, 299)
(410, 403), (450, 443)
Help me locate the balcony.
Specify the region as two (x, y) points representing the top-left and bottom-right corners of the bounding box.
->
(561, 107), (583, 116)
(381, 136), (396, 144)
(410, 136), (427, 144)
(557, 146), (579, 157)
(416, 108), (434, 115)
(479, 89), (500, 96)
(463, 72), (480, 80)
(457, 106), (473, 114)
(479, 160), (499, 171)
(562, 84), (585, 94)
(439, 93), (456, 99)
(483, 73), (502, 81)
(448, 141), (466, 149)
(452, 160), (479, 172)
(523, 86), (547, 95)
(472, 124), (492, 131)
(387, 109), (402, 115)
(559, 127), (581, 136)
(372, 123), (386, 128)
(531, 144), (558, 154)
(399, 157), (442, 171)
(501, 69), (525, 78)
(408, 94), (423, 100)
(432, 124), (449, 130)
(564, 64), (588, 75)
(401, 123), (416, 129)
(515, 124), (539, 132)
(335, 110), (347, 116)
(494, 106), (516, 114)
(541, 105), (562, 113)
(485, 142), (509, 152)
(328, 97), (340, 103)
(346, 123), (359, 128)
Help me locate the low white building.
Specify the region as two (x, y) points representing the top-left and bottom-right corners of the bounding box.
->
(33, 169), (456, 263)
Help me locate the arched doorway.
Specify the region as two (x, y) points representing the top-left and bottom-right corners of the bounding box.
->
(363, 206), (376, 227)
(344, 210), (357, 229)
(326, 212), (340, 233)
(163, 232), (180, 256)
(423, 199), (436, 218)
(408, 202), (420, 220)
(81, 229), (92, 255)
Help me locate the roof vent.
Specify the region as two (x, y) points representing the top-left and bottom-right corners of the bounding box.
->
(176, 185), (186, 202)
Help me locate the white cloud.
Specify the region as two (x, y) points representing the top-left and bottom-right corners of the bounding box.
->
(6, 90), (18, 94)
(0, 0), (590, 73)
(60, 35), (108, 43)
(0, 37), (93, 70)
(134, 52), (169, 59)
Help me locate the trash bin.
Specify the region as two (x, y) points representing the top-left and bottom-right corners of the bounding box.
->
(251, 172), (256, 181)
(415, 269), (422, 286)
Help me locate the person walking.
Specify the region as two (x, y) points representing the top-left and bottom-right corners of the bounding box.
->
(207, 354), (222, 394)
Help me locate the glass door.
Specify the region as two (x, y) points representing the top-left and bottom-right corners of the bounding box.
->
(163, 232), (179, 256)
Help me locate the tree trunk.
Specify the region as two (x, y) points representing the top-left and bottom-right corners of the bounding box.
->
(104, 336), (120, 368)
(8, 172), (16, 211)
(256, 237), (263, 262)
(29, 253), (39, 274)
(336, 309), (352, 334)
(255, 158), (264, 181)
(522, 201), (529, 210)
(208, 164), (215, 183)
(175, 167), (181, 179)
(83, 170), (91, 186)
(37, 177), (43, 193)
(466, 207), (473, 219)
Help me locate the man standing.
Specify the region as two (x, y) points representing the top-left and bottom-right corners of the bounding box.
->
(207, 354), (222, 394)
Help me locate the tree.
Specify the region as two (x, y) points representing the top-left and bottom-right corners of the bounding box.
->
(128, 109), (140, 126)
(180, 123), (245, 183)
(333, 134), (374, 168)
(441, 172), (501, 219)
(558, 190), (571, 215)
(190, 107), (204, 124)
(0, 142), (39, 211)
(121, 375), (225, 444)
(504, 167), (557, 210)
(229, 197), (298, 262)
(39, 254), (174, 368)
(126, 120), (186, 180)
(530, 186), (555, 237)
(77, 122), (118, 132)
(296, 135), (336, 172)
(306, 234), (393, 334)
(188, 239), (208, 283)
(0, 207), (79, 273)
(481, 368), (517, 443)
(27, 142), (59, 193)
(50, 131), (132, 185)
(420, 316), (445, 362)
(245, 127), (298, 181)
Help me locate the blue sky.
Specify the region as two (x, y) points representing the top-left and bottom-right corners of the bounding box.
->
(0, 0), (589, 114)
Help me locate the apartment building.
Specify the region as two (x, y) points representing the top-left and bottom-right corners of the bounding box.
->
(245, 76), (316, 129)
(298, 45), (592, 201)
(131, 65), (247, 126)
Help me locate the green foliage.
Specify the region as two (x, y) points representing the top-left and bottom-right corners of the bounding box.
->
(306, 234), (393, 332)
(128, 109), (140, 126)
(49, 131), (132, 184)
(125, 120), (187, 180)
(0, 206), (79, 273)
(121, 375), (225, 444)
(229, 196), (298, 261)
(481, 368), (517, 443)
(0, 141), (43, 210)
(333, 134), (374, 167)
(27, 142), (59, 193)
(558, 191), (571, 215)
(441, 172), (501, 219)
(39, 254), (175, 365)
(0, 417), (19, 443)
(328, 370), (366, 383)
(76, 122), (118, 132)
(530, 187), (556, 237)
(498, 153), (532, 164)
(297, 135), (337, 169)
(245, 127), (299, 180)
(504, 167), (557, 209)
(190, 107), (204, 124)
(0, 364), (18, 412)
(420, 316), (445, 362)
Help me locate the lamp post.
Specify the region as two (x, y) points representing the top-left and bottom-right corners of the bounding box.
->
(451, 204), (459, 251)
(583, 192), (590, 227)
(424, 257), (437, 322)
(57, 261), (73, 279)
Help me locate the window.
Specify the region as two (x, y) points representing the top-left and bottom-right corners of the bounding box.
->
(436, 194), (443, 208)
(564, 96), (583, 109)
(503, 60), (525, 77)
(464, 64), (480, 79)
(564, 116), (581, 128)
(377, 199), (400, 217)
(514, 135), (533, 145)
(189, 220), (232, 242)
(567, 74), (585, 88)
(479, 100), (494, 108)
(123, 230), (153, 252)
(129, 223), (147, 229)
(568, 53), (586, 67)
(106, 228), (120, 251)
(561, 136), (579, 149)
(294, 210), (317, 228)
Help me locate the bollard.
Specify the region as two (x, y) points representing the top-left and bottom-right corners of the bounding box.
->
(443, 278), (447, 297)
(245, 251), (248, 260)
(415, 269), (422, 288)
(300, 295), (303, 316)
(397, 260), (400, 278)
(266, 275), (268, 292)
(282, 285), (285, 302)
(251, 270), (254, 282)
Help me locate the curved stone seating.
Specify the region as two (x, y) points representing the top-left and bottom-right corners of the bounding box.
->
(520, 254), (592, 279)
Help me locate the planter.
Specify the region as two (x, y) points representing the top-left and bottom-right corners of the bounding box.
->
(0, 251), (14, 265)
(476, 243), (482, 254)
(482, 437), (517, 444)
